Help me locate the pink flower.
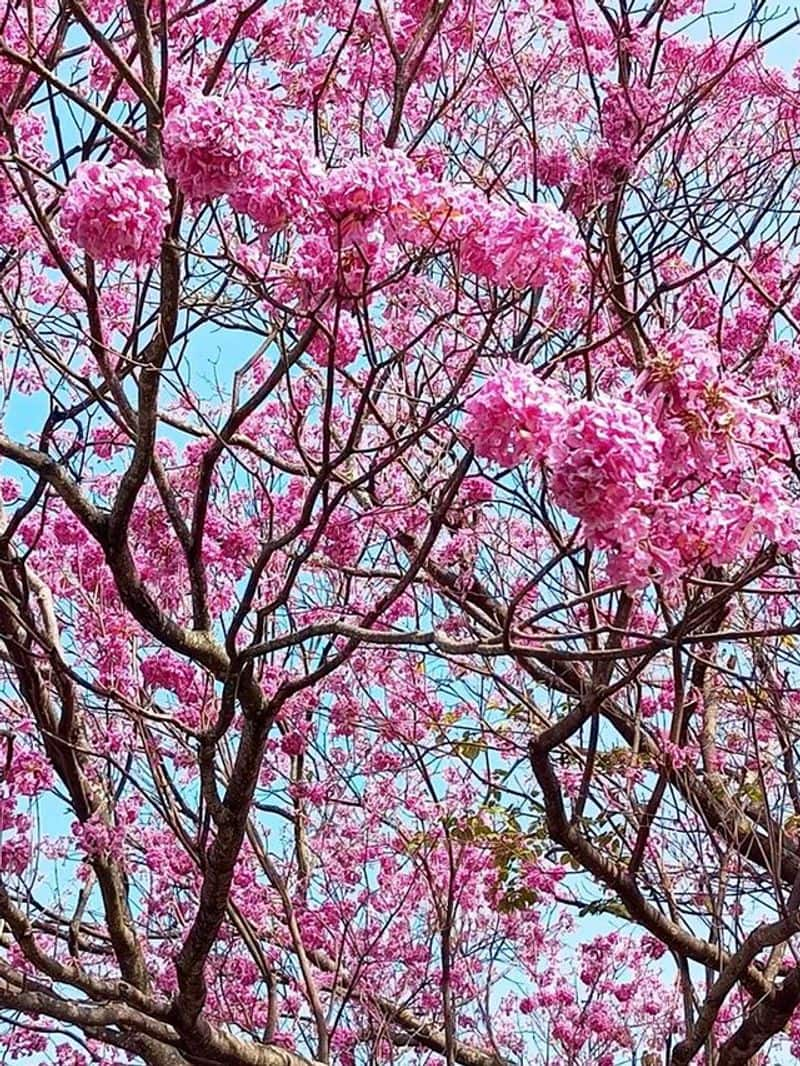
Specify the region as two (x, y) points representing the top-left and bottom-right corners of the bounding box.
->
(0, 477), (20, 502)
(464, 365), (567, 465)
(60, 160), (170, 267)
(459, 476), (495, 504)
(140, 649), (197, 701)
(163, 90), (271, 202)
(280, 730), (307, 757)
(460, 199), (582, 288)
(640, 329), (720, 411)
(548, 399), (663, 539)
(657, 731), (699, 771)
(229, 140), (320, 234)
(321, 151), (411, 220)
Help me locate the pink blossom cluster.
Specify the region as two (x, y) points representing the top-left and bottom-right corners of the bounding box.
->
(518, 928), (674, 1062)
(315, 149), (568, 282)
(60, 160), (171, 268)
(464, 364), (566, 465)
(639, 328), (723, 466)
(572, 83), (657, 214)
(386, 176), (476, 253)
(464, 344), (800, 587)
(465, 366), (664, 551)
(320, 149), (422, 225)
(0, 3), (59, 107)
(228, 152), (313, 234)
(4, 742), (53, 796)
(71, 807), (137, 864)
(459, 199), (583, 289)
(163, 88), (325, 248)
(307, 314), (361, 368)
(0, 799), (30, 876)
(309, 151), (444, 295)
(140, 648), (198, 700)
(549, 399), (663, 542)
(328, 158), (580, 292)
(163, 89), (276, 202)
(657, 732), (701, 771)
(162, 108), (582, 297)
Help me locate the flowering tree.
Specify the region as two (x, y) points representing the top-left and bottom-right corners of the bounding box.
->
(2, 0), (800, 1064)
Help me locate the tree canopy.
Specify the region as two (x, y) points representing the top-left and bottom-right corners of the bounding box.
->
(0, 1), (800, 1064)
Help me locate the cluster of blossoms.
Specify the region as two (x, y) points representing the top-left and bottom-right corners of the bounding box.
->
(570, 82), (659, 215)
(549, 400), (663, 541)
(459, 199), (584, 288)
(465, 367), (670, 585)
(289, 148), (582, 297)
(317, 154), (582, 293)
(59, 160), (171, 268)
(463, 364), (566, 465)
(168, 88), (322, 238)
(60, 92), (581, 295)
(465, 333), (799, 587)
(0, 2), (60, 108)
